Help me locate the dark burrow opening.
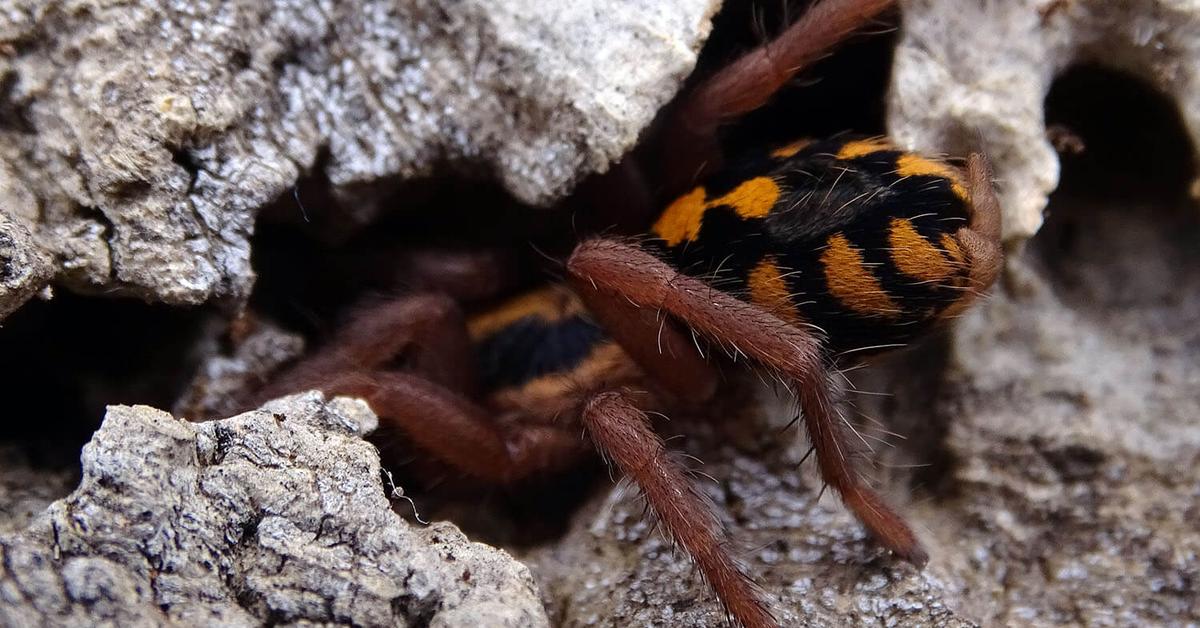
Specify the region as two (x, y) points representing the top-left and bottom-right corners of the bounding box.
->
(1038, 65), (1199, 310)
(0, 293), (212, 474)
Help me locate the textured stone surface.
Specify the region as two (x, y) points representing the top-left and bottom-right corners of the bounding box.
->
(0, 394), (549, 627)
(0, 0), (717, 312)
(889, 0), (1200, 241)
(0, 446), (75, 535)
(0, 210), (52, 319)
(172, 317), (307, 421)
(529, 419), (974, 627)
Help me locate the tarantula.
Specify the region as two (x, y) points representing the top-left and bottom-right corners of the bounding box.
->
(244, 1), (1002, 626)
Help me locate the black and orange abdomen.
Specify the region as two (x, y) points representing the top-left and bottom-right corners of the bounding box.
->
(467, 287), (640, 418)
(649, 136), (980, 354)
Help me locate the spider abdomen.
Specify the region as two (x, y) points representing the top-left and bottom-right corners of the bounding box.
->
(467, 287), (640, 418)
(650, 136), (981, 354)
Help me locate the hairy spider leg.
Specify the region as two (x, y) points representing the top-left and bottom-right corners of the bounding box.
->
(574, 280), (720, 405)
(581, 391), (778, 628)
(390, 247), (524, 304)
(253, 293), (479, 404)
(568, 239), (928, 566)
(320, 371), (587, 484)
(664, 0), (896, 188)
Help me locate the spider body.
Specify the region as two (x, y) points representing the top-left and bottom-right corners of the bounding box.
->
(467, 287), (642, 422)
(245, 2), (1004, 626)
(650, 136), (982, 354)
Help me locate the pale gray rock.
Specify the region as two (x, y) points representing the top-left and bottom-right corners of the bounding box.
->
(172, 317), (307, 421)
(0, 394), (549, 627)
(529, 420), (974, 627)
(888, 0), (1200, 241)
(0, 0), (717, 312)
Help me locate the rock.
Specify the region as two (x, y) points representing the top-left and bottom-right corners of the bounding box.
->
(529, 426), (975, 627)
(0, 0), (718, 311)
(0, 394), (549, 627)
(888, 0), (1200, 241)
(0, 210), (53, 319)
(172, 316), (307, 421)
(0, 445), (75, 535)
(922, 189), (1200, 624)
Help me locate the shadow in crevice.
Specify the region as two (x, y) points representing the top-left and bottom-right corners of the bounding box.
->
(1038, 65), (1199, 314)
(0, 293), (212, 472)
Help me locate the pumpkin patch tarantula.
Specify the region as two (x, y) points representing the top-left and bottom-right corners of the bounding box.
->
(246, 1), (1002, 626)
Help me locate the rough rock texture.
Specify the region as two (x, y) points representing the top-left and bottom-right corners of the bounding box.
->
(529, 178), (1200, 625)
(0, 209), (53, 318)
(889, 0), (1200, 241)
(172, 317), (307, 421)
(0, 394), (549, 627)
(0, 0), (717, 312)
(0, 445), (76, 535)
(529, 419), (974, 627)
(926, 191), (1200, 625)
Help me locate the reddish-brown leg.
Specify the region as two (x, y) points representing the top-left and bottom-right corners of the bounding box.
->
(568, 238), (928, 565)
(324, 371), (587, 484)
(581, 391), (776, 628)
(664, 0), (896, 187)
(577, 279), (720, 406)
(388, 247), (524, 304)
(252, 293), (479, 405)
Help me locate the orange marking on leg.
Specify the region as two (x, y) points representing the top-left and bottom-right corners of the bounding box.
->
(896, 154), (968, 200)
(748, 257), (803, 325)
(888, 217), (954, 283)
(709, 176), (781, 219)
(820, 233), (901, 316)
(836, 137), (894, 160)
(770, 138), (813, 159)
(651, 186), (707, 246)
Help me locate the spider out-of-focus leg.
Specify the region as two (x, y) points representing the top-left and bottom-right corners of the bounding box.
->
(389, 247), (525, 304)
(581, 391), (777, 628)
(663, 0), (896, 187)
(325, 371), (587, 483)
(568, 238), (928, 565)
(252, 293), (479, 404)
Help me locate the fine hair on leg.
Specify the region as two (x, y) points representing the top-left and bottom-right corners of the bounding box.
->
(581, 390), (777, 628)
(568, 238), (927, 565)
(663, 0), (897, 187)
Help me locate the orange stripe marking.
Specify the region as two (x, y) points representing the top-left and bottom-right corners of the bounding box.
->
(820, 233), (900, 317)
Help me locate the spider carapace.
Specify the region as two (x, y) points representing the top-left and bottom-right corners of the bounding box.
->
(248, 2), (1003, 626)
